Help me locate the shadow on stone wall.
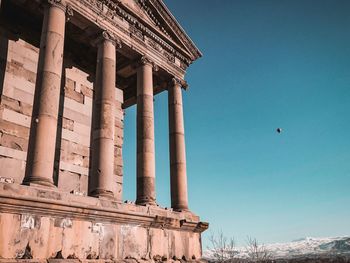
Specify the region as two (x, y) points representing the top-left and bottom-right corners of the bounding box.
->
(53, 64), (66, 186)
(0, 32), (8, 100)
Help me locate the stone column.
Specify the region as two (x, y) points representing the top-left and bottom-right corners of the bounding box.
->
(24, 0), (70, 187)
(168, 78), (189, 211)
(89, 31), (120, 199)
(136, 56), (157, 205)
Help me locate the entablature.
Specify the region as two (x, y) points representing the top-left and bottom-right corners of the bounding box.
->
(6, 0), (197, 107)
(65, 0), (199, 79)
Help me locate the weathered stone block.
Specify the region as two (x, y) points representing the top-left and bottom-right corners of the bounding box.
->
(61, 129), (90, 147)
(114, 146), (122, 157)
(4, 71), (35, 95)
(115, 88), (123, 103)
(2, 84), (34, 105)
(7, 60), (36, 84)
(187, 232), (202, 260)
(115, 109), (124, 121)
(58, 170), (82, 193)
(0, 119), (30, 139)
(168, 230), (190, 260)
(114, 164), (123, 176)
(149, 228), (169, 260)
(62, 117), (74, 131)
(60, 139), (89, 157)
(60, 150), (85, 167)
(114, 156), (123, 166)
(73, 122), (91, 137)
(61, 221), (100, 259)
(1, 95), (21, 113)
(81, 84), (93, 98)
(64, 84), (84, 104)
(63, 108), (91, 127)
(99, 224), (119, 259)
(0, 156), (26, 184)
(64, 97), (91, 117)
(115, 119), (124, 129)
(60, 161), (89, 176)
(0, 133), (28, 151)
(1, 108), (31, 128)
(119, 225), (148, 259)
(115, 127), (124, 140)
(115, 182), (123, 200)
(0, 146), (27, 160)
(0, 213), (22, 258)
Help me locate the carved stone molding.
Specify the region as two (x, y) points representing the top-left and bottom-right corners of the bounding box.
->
(93, 30), (122, 48)
(47, 0), (67, 12)
(66, 4), (74, 21)
(138, 56), (159, 71)
(0, 183), (207, 233)
(75, 0), (192, 74)
(134, 0), (172, 40)
(145, 0), (202, 60)
(171, 77), (188, 90)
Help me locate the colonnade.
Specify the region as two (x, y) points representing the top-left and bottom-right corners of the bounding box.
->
(23, 0), (189, 211)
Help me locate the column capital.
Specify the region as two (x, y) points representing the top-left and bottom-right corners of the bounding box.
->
(46, 0), (73, 20)
(66, 4), (74, 21)
(47, 0), (66, 12)
(171, 77), (188, 90)
(93, 30), (122, 48)
(137, 56), (159, 71)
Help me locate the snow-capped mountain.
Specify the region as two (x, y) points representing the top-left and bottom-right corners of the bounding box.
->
(204, 236), (350, 260)
(262, 236), (350, 258)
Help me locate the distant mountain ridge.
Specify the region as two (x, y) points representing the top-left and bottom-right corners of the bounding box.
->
(204, 236), (350, 260)
(263, 236), (350, 259)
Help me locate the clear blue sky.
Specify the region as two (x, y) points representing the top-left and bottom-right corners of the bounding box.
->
(123, 0), (350, 247)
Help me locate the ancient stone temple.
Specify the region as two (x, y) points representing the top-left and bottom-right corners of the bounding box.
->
(0, 0), (208, 261)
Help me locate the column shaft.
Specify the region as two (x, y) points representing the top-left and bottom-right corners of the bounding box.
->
(136, 58), (156, 205)
(24, 2), (66, 187)
(90, 34), (116, 199)
(169, 79), (188, 211)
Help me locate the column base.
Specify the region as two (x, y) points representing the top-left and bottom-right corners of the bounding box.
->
(172, 205), (189, 212)
(136, 197), (157, 206)
(89, 189), (115, 200)
(22, 176), (55, 188)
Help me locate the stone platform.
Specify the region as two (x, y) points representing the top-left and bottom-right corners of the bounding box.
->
(0, 183), (208, 262)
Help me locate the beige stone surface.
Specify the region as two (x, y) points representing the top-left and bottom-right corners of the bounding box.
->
(1, 108), (31, 128)
(168, 80), (188, 211)
(149, 228), (169, 260)
(90, 35), (117, 200)
(120, 225), (148, 259)
(24, 3), (67, 187)
(0, 145), (27, 160)
(0, 119), (30, 138)
(136, 59), (156, 206)
(0, 0), (207, 260)
(0, 157), (26, 183)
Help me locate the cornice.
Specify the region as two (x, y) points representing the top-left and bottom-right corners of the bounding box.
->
(0, 184), (208, 233)
(147, 0), (202, 60)
(73, 0), (191, 73)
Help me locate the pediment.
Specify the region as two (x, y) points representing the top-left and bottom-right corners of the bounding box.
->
(121, 0), (160, 29)
(120, 0), (202, 62)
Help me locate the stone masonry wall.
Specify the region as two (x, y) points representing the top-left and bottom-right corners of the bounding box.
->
(0, 212), (202, 261)
(0, 28), (124, 198)
(0, 33), (37, 184)
(0, 183), (204, 262)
